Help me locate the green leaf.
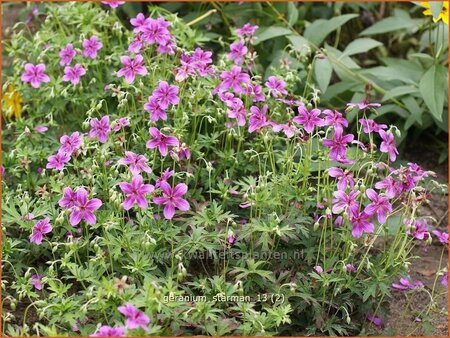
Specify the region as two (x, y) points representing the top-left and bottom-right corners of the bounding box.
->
(402, 96), (423, 129)
(342, 38), (382, 57)
(286, 35), (311, 55)
(419, 64), (447, 122)
(360, 17), (416, 35)
(314, 57), (333, 93)
(254, 26), (292, 45)
(381, 85), (420, 101)
(287, 2), (299, 26)
(304, 14), (358, 45)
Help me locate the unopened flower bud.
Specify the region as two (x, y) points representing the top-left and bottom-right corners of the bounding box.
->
(313, 221), (320, 231)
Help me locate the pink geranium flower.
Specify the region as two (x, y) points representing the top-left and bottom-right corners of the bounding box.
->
(117, 54), (148, 84)
(89, 116), (111, 144)
(31, 274), (44, 290)
(364, 189), (392, 224)
(347, 100), (381, 110)
(271, 121), (296, 138)
(441, 273), (448, 286)
(328, 167), (355, 191)
(130, 13), (149, 32)
(366, 313), (383, 327)
(345, 264), (356, 273)
(392, 277), (423, 290)
(323, 109), (348, 129)
(69, 188), (102, 226)
(34, 125), (48, 133)
(59, 187), (78, 209)
(101, 1), (125, 8)
(322, 127), (354, 162)
(359, 118), (387, 134)
(113, 117), (130, 132)
(265, 76), (288, 97)
(46, 152), (70, 171)
(59, 132), (82, 155)
(119, 175), (154, 210)
(144, 96), (167, 121)
(140, 17), (171, 46)
(374, 176), (399, 199)
(90, 325), (125, 337)
(155, 168), (174, 188)
(118, 151), (151, 175)
(332, 190), (359, 216)
(432, 230), (449, 245)
(236, 23), (259, 37)
(128, 33), (144, 53)
(245, 83), (265, 102)
(379, 130), (399, 162)
(21, 63), (50, 88)
(293, 106), (324, 134)
(226, 98), (247, 127)
(248, 104), (269, 133)
(218, 66), (250, 93)
(82, 36), (103, 59)
(146, 127), (179, 156)
(118, 304), (150, 331)
(228, 40), (248, 64)
(153, 181), (190, 220)
(406, 218), (430, 240)
(350, 210), (374, 238)
(30, 217), (52, 245)
(152, 81), (179, 109)
(59, 43), (76, 66)
(62, 64), (86, 85)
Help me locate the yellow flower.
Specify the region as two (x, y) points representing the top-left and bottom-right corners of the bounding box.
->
(3, 84), (23, 120)
(421, 1), (449, 25)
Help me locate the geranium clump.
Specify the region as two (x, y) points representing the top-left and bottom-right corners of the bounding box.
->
(2, 3), (447, 337)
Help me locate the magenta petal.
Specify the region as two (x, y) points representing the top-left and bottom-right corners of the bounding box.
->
(159, 181), (172, 196)
(30, 232), (43, 245)
(119, 182), (134, 194)
(173, 198), (189, 211)
(86, 198), (102, 211)
(69, 210), (83, 226)
(148, 127), (160, 139)
(123, 197), (135, 210)
(153, 196), (168, 205)
(136, 195), (148, 209)
(141, 184), (154, 194)
(165, 136), (179, 147)
(84, 211), (97, 225)
(159, 144), (168, 156)
(173, 183), (188, 197)
(163, 204), (175, 220)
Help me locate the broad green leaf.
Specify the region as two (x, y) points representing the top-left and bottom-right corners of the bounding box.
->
(381, 86), (420, 101)
(361, 67), (417, 85)
(314, 57), (333, 93)
(254, 26), (292, 45)
(320, 80), (361, 102)
(324, 44), (360, 81)
(360, 17), (415, 35)
(304, 14), (358, 45)
(286, 34), (312, 55)
(342, 38), (382, 57)
(402, 96), (423, 129)
(381, 57), (424, 83)
(419, 64), (447, 122)
(287, 2), (299, 26)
